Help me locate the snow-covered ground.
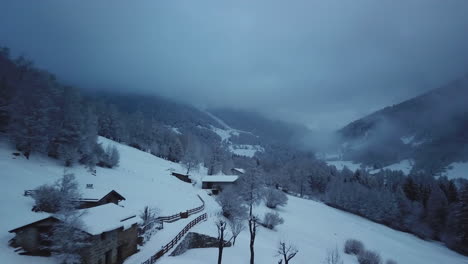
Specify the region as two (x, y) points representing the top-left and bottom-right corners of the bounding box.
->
(228, 144), (264, 158)
(326, 160), (363, 172)
(444, 162), (468, 180)
(370, 159), (414, 175)
(158, 196), (467, 264)
(1, 137), (467, 264)
(0, 137), (201, 264)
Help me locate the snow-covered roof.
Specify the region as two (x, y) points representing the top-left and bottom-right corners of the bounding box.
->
(78, 203), (140, 235)
(232, 168), (245, 174)
(9, 204), (140, 236)
(202, 175), (239, 183)
(80, 188), (125, 202)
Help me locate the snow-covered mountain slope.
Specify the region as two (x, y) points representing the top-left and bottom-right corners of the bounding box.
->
(0, 137), (202, 264)
(1, 137), (467, 264)
(160, 196), (467, 264)
(208, 124), (264, 158)
(369, 159), (414, 175)
(337, 75), (468, 175)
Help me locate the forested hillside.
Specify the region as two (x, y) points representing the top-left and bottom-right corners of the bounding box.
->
(338, 75), (468, 175)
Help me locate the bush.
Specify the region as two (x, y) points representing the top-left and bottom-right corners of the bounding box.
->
(262, 212), (284, 230)
(32, 184), (62, 212)
(357, 250), (382, 264)
(265, 188), (288, 209)
(386, 260), (397, 264)
(97, 144), (120, 168)
(344, 239), (365, 255)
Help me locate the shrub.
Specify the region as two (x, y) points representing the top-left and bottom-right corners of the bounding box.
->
(97, 144), (120, 168)
(262, 212), (284, 230)
(386, 260), (397, 264)
(265, 188), (288, 209)
(358, 250), (382, 264)
(344, 239), (365, 255)
(32, 184), (62, 212)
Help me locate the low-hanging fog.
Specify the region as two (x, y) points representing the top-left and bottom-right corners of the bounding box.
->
(1, 0), (468, 131)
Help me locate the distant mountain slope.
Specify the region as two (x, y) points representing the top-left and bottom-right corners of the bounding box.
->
(208, 108), (311, 146)
(338, 74), (468, 174)
(87, 91), (223, 130)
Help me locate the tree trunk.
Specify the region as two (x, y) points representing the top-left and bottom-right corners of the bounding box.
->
(218, 238), (223, 264)
(249, 218), (256, 264)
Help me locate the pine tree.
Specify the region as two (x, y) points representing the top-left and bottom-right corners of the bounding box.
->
(10, 81), (52, 158)
(455, 184), (468, 247)
(403, 177), (418, 201)
(426, 185), (448, 236)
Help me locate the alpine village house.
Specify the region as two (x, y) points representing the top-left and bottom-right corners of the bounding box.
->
(9, 186), (142, 264)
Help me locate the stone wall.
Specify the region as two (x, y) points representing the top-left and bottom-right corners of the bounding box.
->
(170, 232), (231, 256)
(117, 224), (139, 261)
(82, 230), (119, 264)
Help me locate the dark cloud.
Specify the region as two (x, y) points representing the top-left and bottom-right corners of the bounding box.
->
(1, 0), (468, 130)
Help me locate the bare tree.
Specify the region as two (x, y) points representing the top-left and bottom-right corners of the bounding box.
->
(228, 217), (245, 246)
(216, 219), (229, 264)
(139, 206), (160, 242)
(237, 166), (265, 264)
(276, 241), (298, 264)
(248, 215), (260, 264)
(181, 134), (201, 174)
(324, 246), (343, 264)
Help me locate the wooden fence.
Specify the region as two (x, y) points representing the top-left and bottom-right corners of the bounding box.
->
(141, 213), (208, 264)
(156, 195), (205, 223)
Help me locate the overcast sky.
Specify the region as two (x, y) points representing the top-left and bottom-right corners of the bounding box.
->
(1, 0), (468, 131)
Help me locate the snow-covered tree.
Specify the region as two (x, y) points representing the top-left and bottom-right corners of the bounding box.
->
(426, 185), (449, 237)
(41, 173), (88, 263)
(237, 166), (265, 264)
(181, 134), (202, 174)
(216, 187), (247, 220)
(47, 209), (89, 263)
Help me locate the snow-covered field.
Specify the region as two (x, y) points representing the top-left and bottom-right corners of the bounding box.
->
(228, 144), (264, 158)
(444, 162), (468, 180)
(370, 159), (414, 175)
(159, 197), (468, 264)
(1, 137), (467, 264)
(326, 160), (364, 172)
(0, 137), (201, 264)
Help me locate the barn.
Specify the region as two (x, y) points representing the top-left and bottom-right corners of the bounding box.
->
(201, 175), (239, 192)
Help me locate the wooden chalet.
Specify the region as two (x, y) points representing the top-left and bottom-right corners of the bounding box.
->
(9, 203), (141, 264)
(78, 186), (126, 209)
